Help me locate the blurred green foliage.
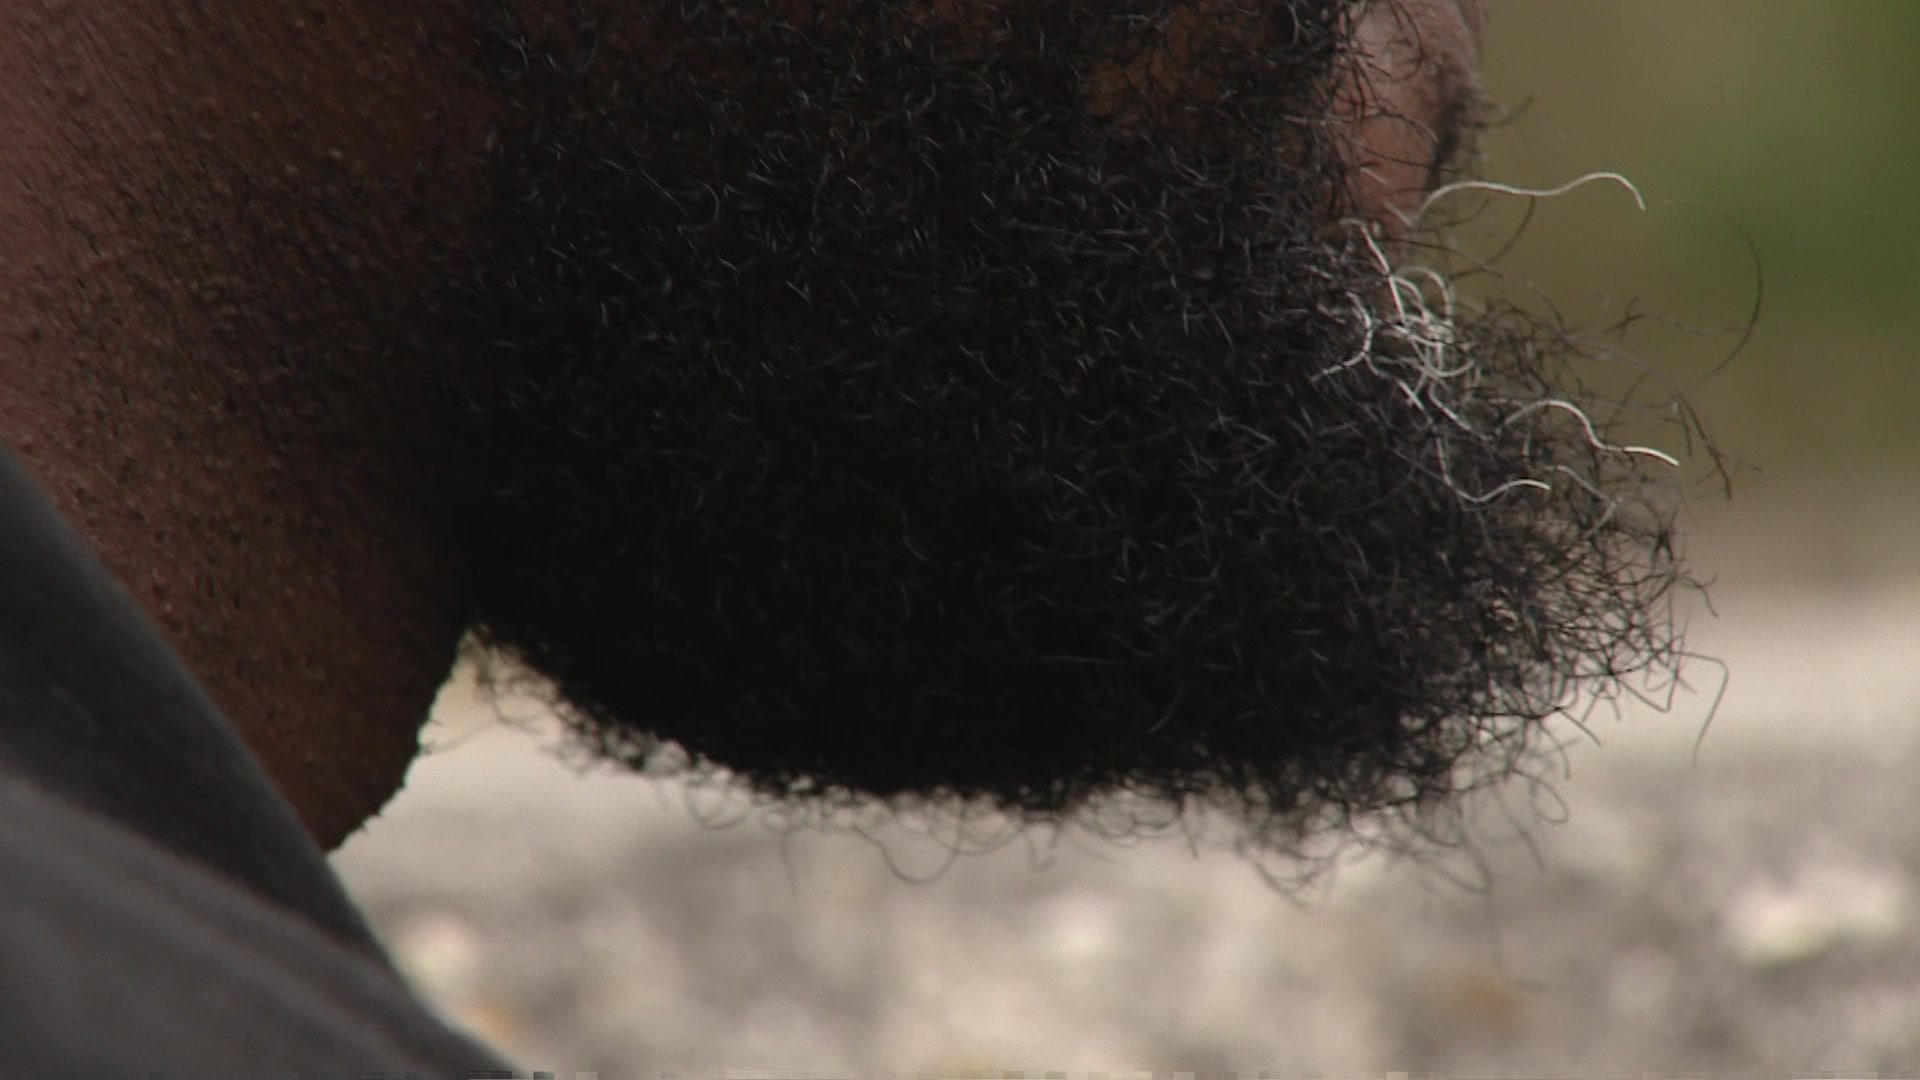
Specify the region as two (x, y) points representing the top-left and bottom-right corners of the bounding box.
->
(1472, 1), (1920, 483)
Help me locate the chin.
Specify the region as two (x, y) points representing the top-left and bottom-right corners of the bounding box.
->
(451, 0), (1700, 857)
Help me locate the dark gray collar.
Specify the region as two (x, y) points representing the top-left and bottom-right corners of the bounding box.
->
(0, 445), (383, 955)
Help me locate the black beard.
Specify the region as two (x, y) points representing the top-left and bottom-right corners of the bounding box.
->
(453, 1), (1688, 848)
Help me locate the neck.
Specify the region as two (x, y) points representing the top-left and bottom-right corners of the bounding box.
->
(0, 0), (499, 847)
(0, 368), (472, 849)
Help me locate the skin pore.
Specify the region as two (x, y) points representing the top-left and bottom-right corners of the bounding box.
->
(0, 1), (1679, 857)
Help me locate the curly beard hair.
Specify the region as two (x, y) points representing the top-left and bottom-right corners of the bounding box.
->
(453, 0), (1691, 851)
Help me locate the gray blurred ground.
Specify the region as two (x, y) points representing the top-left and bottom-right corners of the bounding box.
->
(334, 518), (1920, 1075)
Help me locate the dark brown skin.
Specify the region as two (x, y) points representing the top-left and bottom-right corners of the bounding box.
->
(0, 0), (1482, 849)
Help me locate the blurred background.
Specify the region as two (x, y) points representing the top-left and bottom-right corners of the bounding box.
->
(1463, 0), (1920, 584)
(334, 2), (1920, 1073)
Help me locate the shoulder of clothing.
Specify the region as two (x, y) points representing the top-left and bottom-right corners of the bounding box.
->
(0, 770), (509, 1075)
(0, 443), (510, 1073)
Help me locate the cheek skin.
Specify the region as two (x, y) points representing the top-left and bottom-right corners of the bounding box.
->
(899, 0), (1484, 232)
(1342, 0), (1485, 232)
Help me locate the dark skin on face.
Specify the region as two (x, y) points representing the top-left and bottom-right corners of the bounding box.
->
(0, 1), (1676, 858)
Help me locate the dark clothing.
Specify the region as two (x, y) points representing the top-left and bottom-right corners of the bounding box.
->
(0, 449), (508, 1075)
